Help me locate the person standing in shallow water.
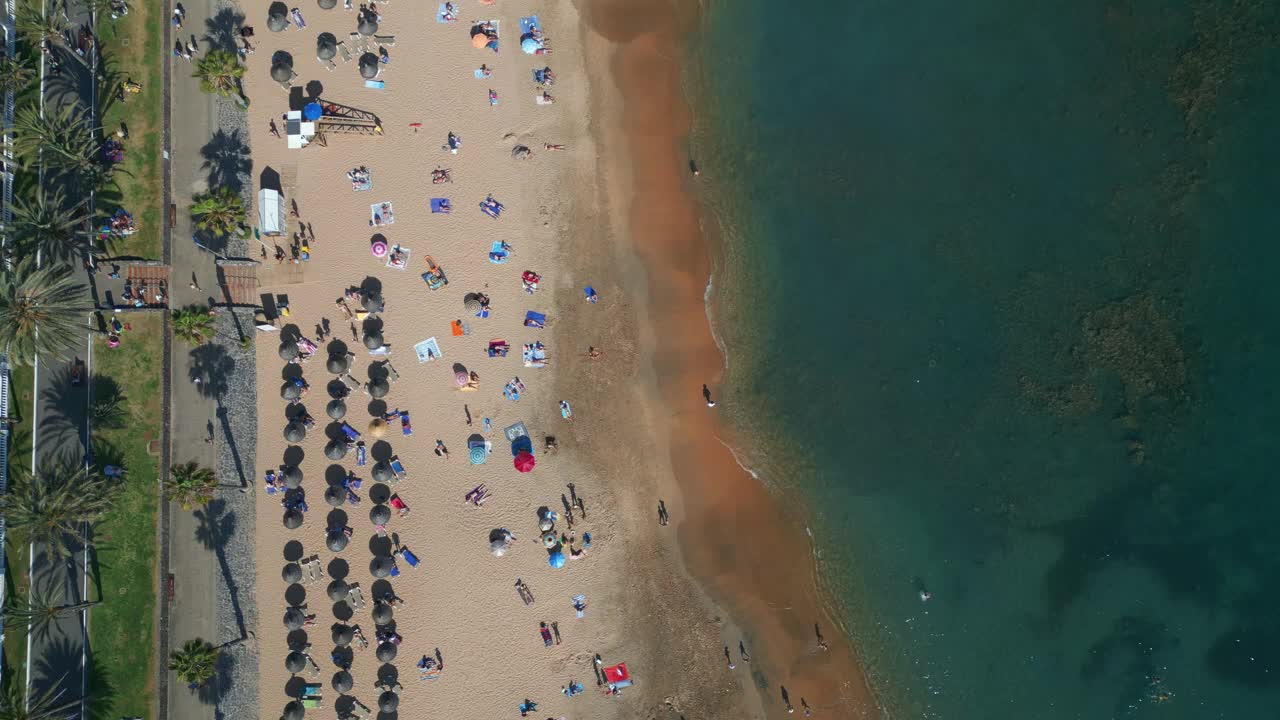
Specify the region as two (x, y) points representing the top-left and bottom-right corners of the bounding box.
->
(702, 384), (716, 407)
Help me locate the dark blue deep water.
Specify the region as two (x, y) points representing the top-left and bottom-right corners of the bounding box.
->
(691, 1), (1280, 717)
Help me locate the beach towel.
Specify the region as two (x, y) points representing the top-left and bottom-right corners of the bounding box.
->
(400, 412), (413, 435)
(364, 79), (385, 90)
(489, 241), (509, 264)
(450, 319), (466, 337)
(370, 202), (394, 225)
(573, 593), (587, 617)
(535, 93), (553, 106)
(504, 421), (528, 443)
(584, 286), (598, 303)
(522, 344), (547, 367)
(430, 197), (451, 214)
(386, 245), (410, 269)
(519, 15), (540, 35)
(352, 174), (372, 191)
(524, 310), (546, 329)
(414, 337), (442, 363)
(436, 2), (457, 23)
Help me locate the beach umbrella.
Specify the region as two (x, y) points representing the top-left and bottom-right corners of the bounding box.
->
(366, 378), (389, 399)
(548, 550), (566, 569)
(331, 624), (354, 647)
(363, 331), (383, 350)
(326, 399), (347, 420)
(370, 504), (391, 525)
(327, 579), (350, 602)
(358, 17), (378, 35)
(270, 61), (293, 83)
(318, 0), (337, 9)
(454, 370), (469, 387)
(332, 670), (353, 693)
(284, 420), (306, 443)
(372, 603), (393, 626)
(325, 440), (348, 460)
(471, 33), (490, 49)
(369, 555), (395, 578)
(521, 36), (541, 54)
(284, 509), (304, 529)
(358, 53), (379, 79)
(463, 297), (482, 314)
(378, 692), (400, 712)
(368, 418), (387, 437)
(282, 701), (304, 720)
(326, 354), (351, 374)
(283, 465), (303, 489)
(469, 445), (487, 464)
(279, 342), (299, 360)
(283, 563), (303, 583)
(376, 642), (397, 662)
(326, 529), (349, 552)
(284, 607), (306, 630)
(281, 382), (301, 400)
(268, 14), (289, 33)
(286, 651), (306, 674)
(303, 102), (323, 121)
(541, 532), (557, 548)
(490, 539), (509, 557)
(511, 145), (532, 160)
(377, 664), (398, 684)
(371, 462), (392, 483)
(513, 450), (536, 473)
(324, 486), (345, 507)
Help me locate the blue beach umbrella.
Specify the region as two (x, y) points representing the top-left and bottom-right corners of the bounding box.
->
(303, 102), (323, 120)
(548, 550), (566, 569)
(469, 445), (487, 464)
(520, 36), (540, 54)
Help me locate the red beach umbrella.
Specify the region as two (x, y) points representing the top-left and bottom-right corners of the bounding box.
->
(513, 451), (535, 473)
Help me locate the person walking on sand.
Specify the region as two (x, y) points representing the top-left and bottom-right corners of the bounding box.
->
(724, 645), (735, 670)
(703, 384), (716, 407)
(657, 500), (669, 526)
(801, 698), (812, 716)
(739, 640), (750, 663)
(815, 622), (829, 651)
(269, 118), (281, 138)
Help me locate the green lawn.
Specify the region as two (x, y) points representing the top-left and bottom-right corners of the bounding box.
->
(85, 315), (163, 720)
(96, 1), (165, 259)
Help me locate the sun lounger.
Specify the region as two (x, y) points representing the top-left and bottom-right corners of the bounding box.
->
(347, 584), (366, 609)
(338, 41), (352, 62)
(430, 197), (451, 213)
(389, 455), (407, 481)
(397, 546), (419, 568)
(350, 699), (373, 718)
(365, 79), (385, 90)
(374, 34), (396, 46)
(303, 653), (321, 677)
(341, 373), (360, 392)
(349, 32), (368, 53)
(301, 697), (323, 710)
(414, 337), (442, 363)
(524, 310), (546, 329)
(302, 684), (322, 697)
(400, 412), (412, 435)
(340, 422), (361, 441)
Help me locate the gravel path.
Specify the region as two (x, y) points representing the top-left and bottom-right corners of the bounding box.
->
(212, 309), (259, 718)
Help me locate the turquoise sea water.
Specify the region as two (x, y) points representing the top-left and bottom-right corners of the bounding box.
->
(691, 2), (1280, 718)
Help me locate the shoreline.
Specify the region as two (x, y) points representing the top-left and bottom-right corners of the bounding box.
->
(577, 0), (883, 717)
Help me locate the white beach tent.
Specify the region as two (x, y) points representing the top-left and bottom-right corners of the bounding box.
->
(258, 188), (284, 236)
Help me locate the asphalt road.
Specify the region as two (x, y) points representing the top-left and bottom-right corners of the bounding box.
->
(25, 0), (98, 715)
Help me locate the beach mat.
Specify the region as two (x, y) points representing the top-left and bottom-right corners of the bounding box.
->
(364, 79), (385, 89)
(414, 337), (442, 363)
(371, 202), (394, 225)
(504, 421), (528, 443)
(519, 15), (540, 34)
(473, 68), (487, 79)
(430, 197), (450, 213)
(524, 310), (545, 328)
(386, 245), (410, 269)
(436, 2), (456, 23)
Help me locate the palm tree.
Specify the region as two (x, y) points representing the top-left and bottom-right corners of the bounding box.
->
(0, 462), (117, 559)
(0, 264), (86, 366)
(0, 56), (34, 94)
(13, 104), (99, 176)
(11, 187), (91, 264)
(166, 462), (218, 510)
(192, 50), (245, 100)
(17, 6), (71, 58)
(3, 589), (100, 640)
(190, 186), (245, 236)
(169, 638), (220, 689)
(172, 305), (217, 345)
(0, 678), (81, 720)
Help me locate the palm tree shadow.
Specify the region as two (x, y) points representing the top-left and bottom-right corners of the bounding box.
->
(204, 7), (247, 54)
(192, 499), (248, 642)
(188, 343), (249, 488)
(37, 366), (89, 453)
(200, 128), (251, 192)
(32, 636), (82, 705)
(196, 643), (236, 706)
(85, 644), (119, 720)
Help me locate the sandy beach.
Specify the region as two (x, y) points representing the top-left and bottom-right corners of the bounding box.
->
(243, 1), (877, 718)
